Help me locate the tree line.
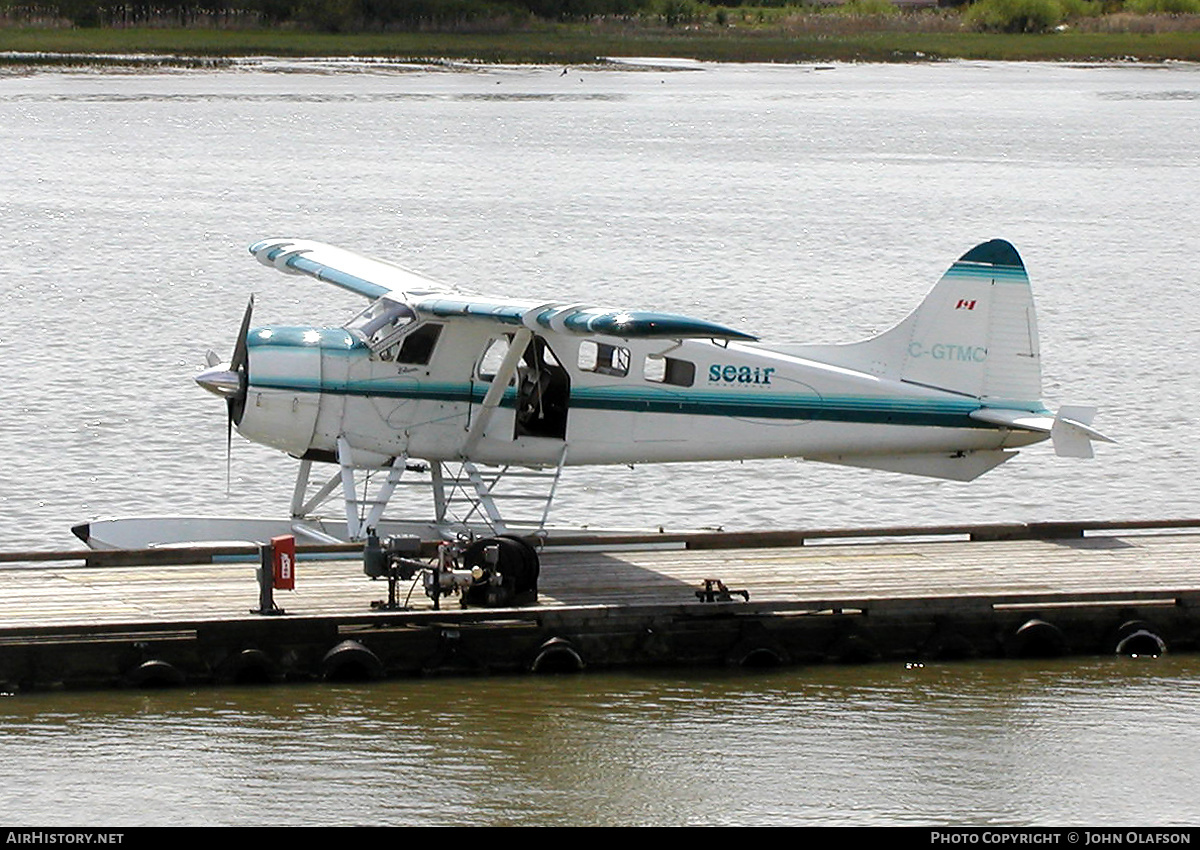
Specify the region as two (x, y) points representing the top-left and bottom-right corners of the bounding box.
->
(2, 0), (706, 29)
(5, 0), (1198, 34)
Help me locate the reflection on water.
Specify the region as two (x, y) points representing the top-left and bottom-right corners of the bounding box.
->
(2, 657), (1198, 826)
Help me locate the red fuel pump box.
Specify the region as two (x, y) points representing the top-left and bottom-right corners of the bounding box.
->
(271, 535), (296, 590)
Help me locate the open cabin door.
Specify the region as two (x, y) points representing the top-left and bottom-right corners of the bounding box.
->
(473, 333), (570, 442)
(515, 335), (570, 440)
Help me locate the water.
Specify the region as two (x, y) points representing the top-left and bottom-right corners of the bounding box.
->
(1, 658), (1196, 826)
(1, 58), (1199, 825)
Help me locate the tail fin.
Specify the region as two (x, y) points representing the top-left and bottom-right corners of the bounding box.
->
(789, 240), (1043, 405)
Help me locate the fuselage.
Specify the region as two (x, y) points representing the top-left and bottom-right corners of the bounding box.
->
(234, 313), (1046, 470)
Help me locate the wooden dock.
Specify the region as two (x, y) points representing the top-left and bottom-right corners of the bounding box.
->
(1, 519), (1198, 691)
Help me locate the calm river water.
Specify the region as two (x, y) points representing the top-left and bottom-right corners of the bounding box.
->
(0, 57), (1198, 826)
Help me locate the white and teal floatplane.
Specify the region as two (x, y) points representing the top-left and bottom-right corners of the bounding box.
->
(75, 238), (1111, 549)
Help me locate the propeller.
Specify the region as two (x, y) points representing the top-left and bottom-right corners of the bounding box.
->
(195, 296), (255, 492)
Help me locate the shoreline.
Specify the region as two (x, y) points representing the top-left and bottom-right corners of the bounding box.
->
(3, 25), (1200, 65)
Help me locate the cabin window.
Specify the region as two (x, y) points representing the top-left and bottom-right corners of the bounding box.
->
(477, 336), (513, 383)
(578, 340), (630, 378)
(394, 323), (442, 365)
(644, 354), (695, 387)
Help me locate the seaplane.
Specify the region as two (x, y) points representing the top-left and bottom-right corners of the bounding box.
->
(74, 237), (1111, 552)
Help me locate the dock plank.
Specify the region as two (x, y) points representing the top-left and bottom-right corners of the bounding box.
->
(0, 531), (1195, 630)
(2, 526), (1199, 690)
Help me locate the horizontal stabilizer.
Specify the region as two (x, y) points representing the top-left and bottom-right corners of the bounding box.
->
(811, 450), (1016, 481)
(971, 405), (1113, 459)
(969, 407), (1055, 433)
(1051, 405), (1115, 459)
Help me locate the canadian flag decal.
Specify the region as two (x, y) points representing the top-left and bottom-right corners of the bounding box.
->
(955, 299), (977, 310)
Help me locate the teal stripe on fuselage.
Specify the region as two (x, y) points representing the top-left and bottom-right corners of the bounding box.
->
(245, 374), (1017, 429)
(566, 388), (985, 427)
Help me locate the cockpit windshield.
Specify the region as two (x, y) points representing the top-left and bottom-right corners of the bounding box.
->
(346, 296), (443, 364)
(346, 296), (416, 346)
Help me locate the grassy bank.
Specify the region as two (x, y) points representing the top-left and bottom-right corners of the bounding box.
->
(2, 18), (1200, 64)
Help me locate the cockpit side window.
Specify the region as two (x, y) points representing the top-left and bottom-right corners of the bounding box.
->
(394, 323), (442, 365)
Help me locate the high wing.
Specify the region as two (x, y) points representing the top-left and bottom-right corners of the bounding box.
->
(413, 297), (757, 341)
(250, 238), (446, 299)
(250, 237), (757, 342)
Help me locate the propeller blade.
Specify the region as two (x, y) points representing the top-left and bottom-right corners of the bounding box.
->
(230, 295), (254, 374)
(194, 294), (253, 496)
(226, 398), (234, 496)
